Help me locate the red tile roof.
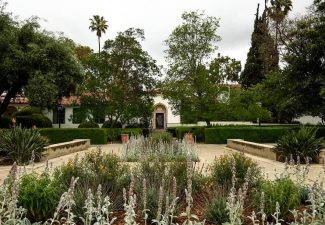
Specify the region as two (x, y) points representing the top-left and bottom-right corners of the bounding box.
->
(0, 94), (80, 106)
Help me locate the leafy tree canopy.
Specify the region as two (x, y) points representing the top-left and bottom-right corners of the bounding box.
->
(0, 4), (83, 114)
(254, 0), (325, 123)
(80, 28), (161, 127)
(163, 11), (242, 125)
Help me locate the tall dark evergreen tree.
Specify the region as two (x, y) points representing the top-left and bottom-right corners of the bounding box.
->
(241, 3), (278, 88)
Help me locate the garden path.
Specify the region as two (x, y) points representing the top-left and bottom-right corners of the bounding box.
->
(0, 144), (323, 183)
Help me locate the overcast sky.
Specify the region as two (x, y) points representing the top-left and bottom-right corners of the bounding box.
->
(7, 0), (313, 68)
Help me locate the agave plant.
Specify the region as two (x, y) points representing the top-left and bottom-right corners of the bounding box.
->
(0, 127), (48, 164)
(276, 126), (325, 163)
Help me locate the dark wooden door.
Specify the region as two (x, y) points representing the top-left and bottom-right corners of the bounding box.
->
(155, 113), (164, 129)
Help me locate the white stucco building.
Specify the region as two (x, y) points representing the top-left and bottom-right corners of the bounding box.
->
(3, 93), (323, 128)
(41, 94), (181, 129)
(152, 95), (180, 129)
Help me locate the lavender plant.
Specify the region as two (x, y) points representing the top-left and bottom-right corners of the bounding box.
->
(123, 187), (138, 225)
(179, 159), (205, 225)
(223, 158), (251, 225)
(121, 136), (199, 162)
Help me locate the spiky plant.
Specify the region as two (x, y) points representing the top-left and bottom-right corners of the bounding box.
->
(0, 127), (47, 164)
(276, 126), (324, 163)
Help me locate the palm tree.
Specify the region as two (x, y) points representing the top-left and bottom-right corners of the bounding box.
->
(268, 0), (292, 48)
(89, 15), (108, 54)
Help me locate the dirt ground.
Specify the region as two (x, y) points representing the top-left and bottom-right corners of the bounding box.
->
(0, 143), (323, 183)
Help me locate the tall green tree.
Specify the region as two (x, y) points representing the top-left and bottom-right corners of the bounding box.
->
(81, 28), (160, 127)
(213, 88), (271, 122)
(163, 11), (241, 125)
(256, 0), (325, 123)
(254, 71), (297, 123)
(241, 4), (278, 88)
(0, 5), (83, 115)
(89, 15), (108, 53)
(281, 0), (325, 121)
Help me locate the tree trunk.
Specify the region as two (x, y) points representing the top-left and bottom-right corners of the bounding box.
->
(0, 85), (20, 116)
(98, 36), (101, 54)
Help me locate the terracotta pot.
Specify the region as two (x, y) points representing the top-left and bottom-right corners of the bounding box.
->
(184, 133), (194, 144)
(121, 133), (129, 144)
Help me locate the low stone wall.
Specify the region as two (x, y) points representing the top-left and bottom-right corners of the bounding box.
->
(227, 139), (278, 161)
(42, 139), (90, 160)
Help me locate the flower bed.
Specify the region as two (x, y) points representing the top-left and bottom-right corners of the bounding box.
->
(121, 135), (199, 162)
(1, 136), (324, 225)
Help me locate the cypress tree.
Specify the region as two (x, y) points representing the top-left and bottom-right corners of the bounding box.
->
(241, 3), (278, 88)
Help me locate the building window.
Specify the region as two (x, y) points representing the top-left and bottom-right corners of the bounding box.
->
(53, 108), (65, 124)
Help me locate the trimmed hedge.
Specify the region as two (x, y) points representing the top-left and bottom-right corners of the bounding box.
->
(205, 126), (297, 144)
(39, 128), (107, 144)
(105, 128), (143, 142)
(13, 106), (42, 117)
(101, 121), (122, 128)
(78, 121), (99, 128)
(16, 114), (52, 128)
(175, 126), (205, 142)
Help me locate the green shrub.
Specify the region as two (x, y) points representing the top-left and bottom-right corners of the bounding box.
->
(276, 126), (325, 162)
(53, 150), (130, 214)
(16, 114), (52, 128)
(125, 122), (147, 128)
(78, 121), (99, 128)
(205, 126), (293, 144)
(150, 131), (172, 143)
(166, 127), (177, 137)
(142, 128), (150, 137)
(176, 126), (205, 142)
(205, 196), (229, 225)
(105, 128), (143, 142)
(133, 158), (206, 220)
(101, 120), (122, 128)
(0, 116), (12, 128)
(211, 152), (261, 188)
(19, 172), (62, 222)
(13, 106), (42, 117)
(39, 128), (107, 144)
(122, 128), (143, 136)
(0, 128), (47, 164)
(254, 178), (302, 217)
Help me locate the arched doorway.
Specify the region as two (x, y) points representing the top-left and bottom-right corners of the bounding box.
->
(153, 104), (167, 130)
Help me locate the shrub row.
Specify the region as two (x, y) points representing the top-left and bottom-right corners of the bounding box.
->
(39, 128), (107, 145)
(105, 128), (145, 142)
(39, 128), (146, 144)
(205, 126), (325, 144)
(16, 114), (52, 128)
(166, 126), (205, 142)
(1, 114), (53, 129)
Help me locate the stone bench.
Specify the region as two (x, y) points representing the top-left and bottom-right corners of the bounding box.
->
(226, 139), (278, 161)
(42, 139), (90, 160)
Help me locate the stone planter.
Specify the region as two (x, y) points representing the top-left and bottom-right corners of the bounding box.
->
(184, 133), (194, 144)
(121, 133), (129, 144)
